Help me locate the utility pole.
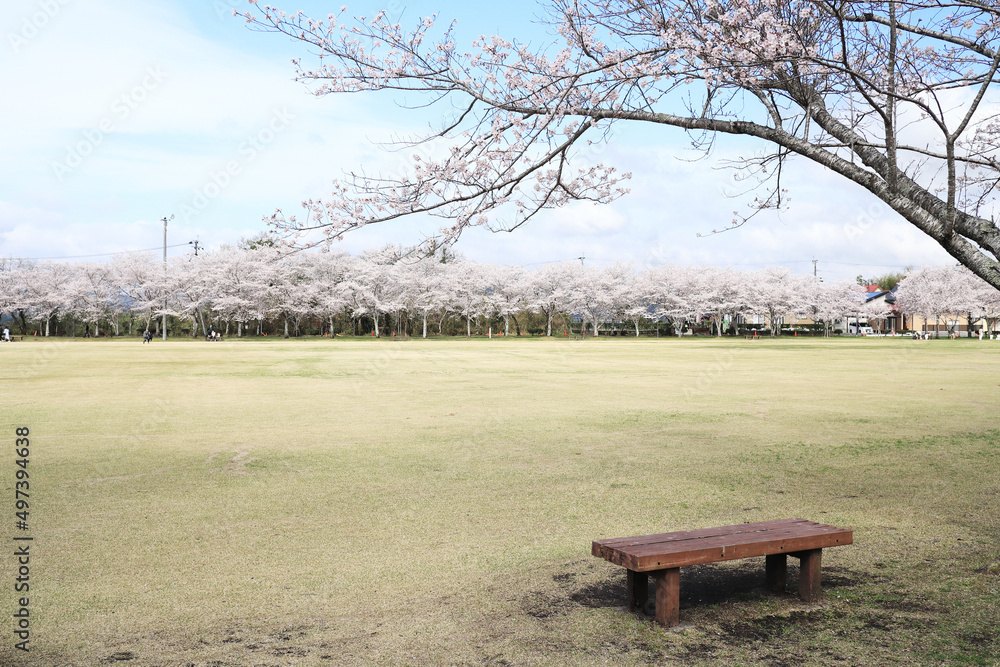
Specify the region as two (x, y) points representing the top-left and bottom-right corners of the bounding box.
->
(162, 214), (174, 340)
(189, 239), (207, 337)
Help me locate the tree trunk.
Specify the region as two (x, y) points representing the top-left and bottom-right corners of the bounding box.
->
(422, 313), (428, 339)
(372, 313), (380, 338)
(467, 315), (472, 338)
(284, 316), (290, 338)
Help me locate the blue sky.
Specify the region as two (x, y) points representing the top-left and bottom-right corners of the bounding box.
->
(0, 0), (959, 281)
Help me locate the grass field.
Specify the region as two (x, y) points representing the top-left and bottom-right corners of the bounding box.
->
(2, 336), (999, 666)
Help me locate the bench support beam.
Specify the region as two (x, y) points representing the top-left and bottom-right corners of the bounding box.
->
(765, 553), (787, 593)
(652, 568), (680, 628)
(626, 570), (647, 612)
(795, 549), (823, 602)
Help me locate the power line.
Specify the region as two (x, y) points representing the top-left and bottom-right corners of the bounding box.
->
(723, 258), (912, 269)
(2, 243), (193, 262)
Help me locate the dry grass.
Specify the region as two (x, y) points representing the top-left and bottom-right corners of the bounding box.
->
(1, 336), (998, 665)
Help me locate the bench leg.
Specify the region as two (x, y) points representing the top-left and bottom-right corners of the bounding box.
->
(652, 568), (680, 628)
(797, 549), (822, 602)
(765, 553), (787, 593)
(626, 570), (647, 613)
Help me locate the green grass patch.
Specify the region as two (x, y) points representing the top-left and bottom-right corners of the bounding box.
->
(1, 336), (998, 665)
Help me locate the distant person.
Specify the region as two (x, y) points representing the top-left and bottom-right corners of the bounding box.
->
(2, 327), (9, 342)
(142, 330), (152, 344)
(84, 324), (91, 338)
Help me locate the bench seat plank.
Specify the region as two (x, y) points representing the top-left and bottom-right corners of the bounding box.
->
(593, 518), (851, 572)
(594, 518), (821, 551)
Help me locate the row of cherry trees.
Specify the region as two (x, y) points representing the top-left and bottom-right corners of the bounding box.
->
(895, 265), (1000, 335)
(0, 246), (989, 338)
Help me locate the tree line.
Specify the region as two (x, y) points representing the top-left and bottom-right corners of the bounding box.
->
(0, 244), (996, 339)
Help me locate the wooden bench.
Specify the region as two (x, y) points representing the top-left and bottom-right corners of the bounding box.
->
(592, 518), (853, 627)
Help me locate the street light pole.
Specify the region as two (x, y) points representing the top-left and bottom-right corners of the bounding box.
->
(162, 214), (174, 341)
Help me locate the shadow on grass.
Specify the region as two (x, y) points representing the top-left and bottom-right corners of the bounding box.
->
(566, 560), (864, 613)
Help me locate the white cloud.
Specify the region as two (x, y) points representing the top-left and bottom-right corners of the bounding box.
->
(547, 203), (629, 236)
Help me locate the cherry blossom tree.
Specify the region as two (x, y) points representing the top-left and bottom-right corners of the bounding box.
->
(526, 261), (576, 336)
(969, 271), (1000, 335)
(65, 262), (119, 336)
(169, 255), (218, 338)
(482, 263), (530, 336)
(340, 249), (404, 337)
(209, 246), (269, 337)
(617, 270), (653, 337)
(857, 286), (893, 333)
(807, 279), (865, 336)
(303, 251), (351, 336)
(401, 257), (447, 339)
(645, 264), (695, 337)
(262, 252), (314, 338)
(448, 260), (489, 337)
(743, 267), (812, 336)
(24, 262), (73, 337)
(895, 265), (965, 337)
(687, 267), (743, 336)
(937, 264), (1000, 335)
(565, 263), (614, 336)
(244, 2), (1000, 288)
(599, 262), (645, 336)
(0, 260), (34, 335)
(108, 252), (163, 335)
